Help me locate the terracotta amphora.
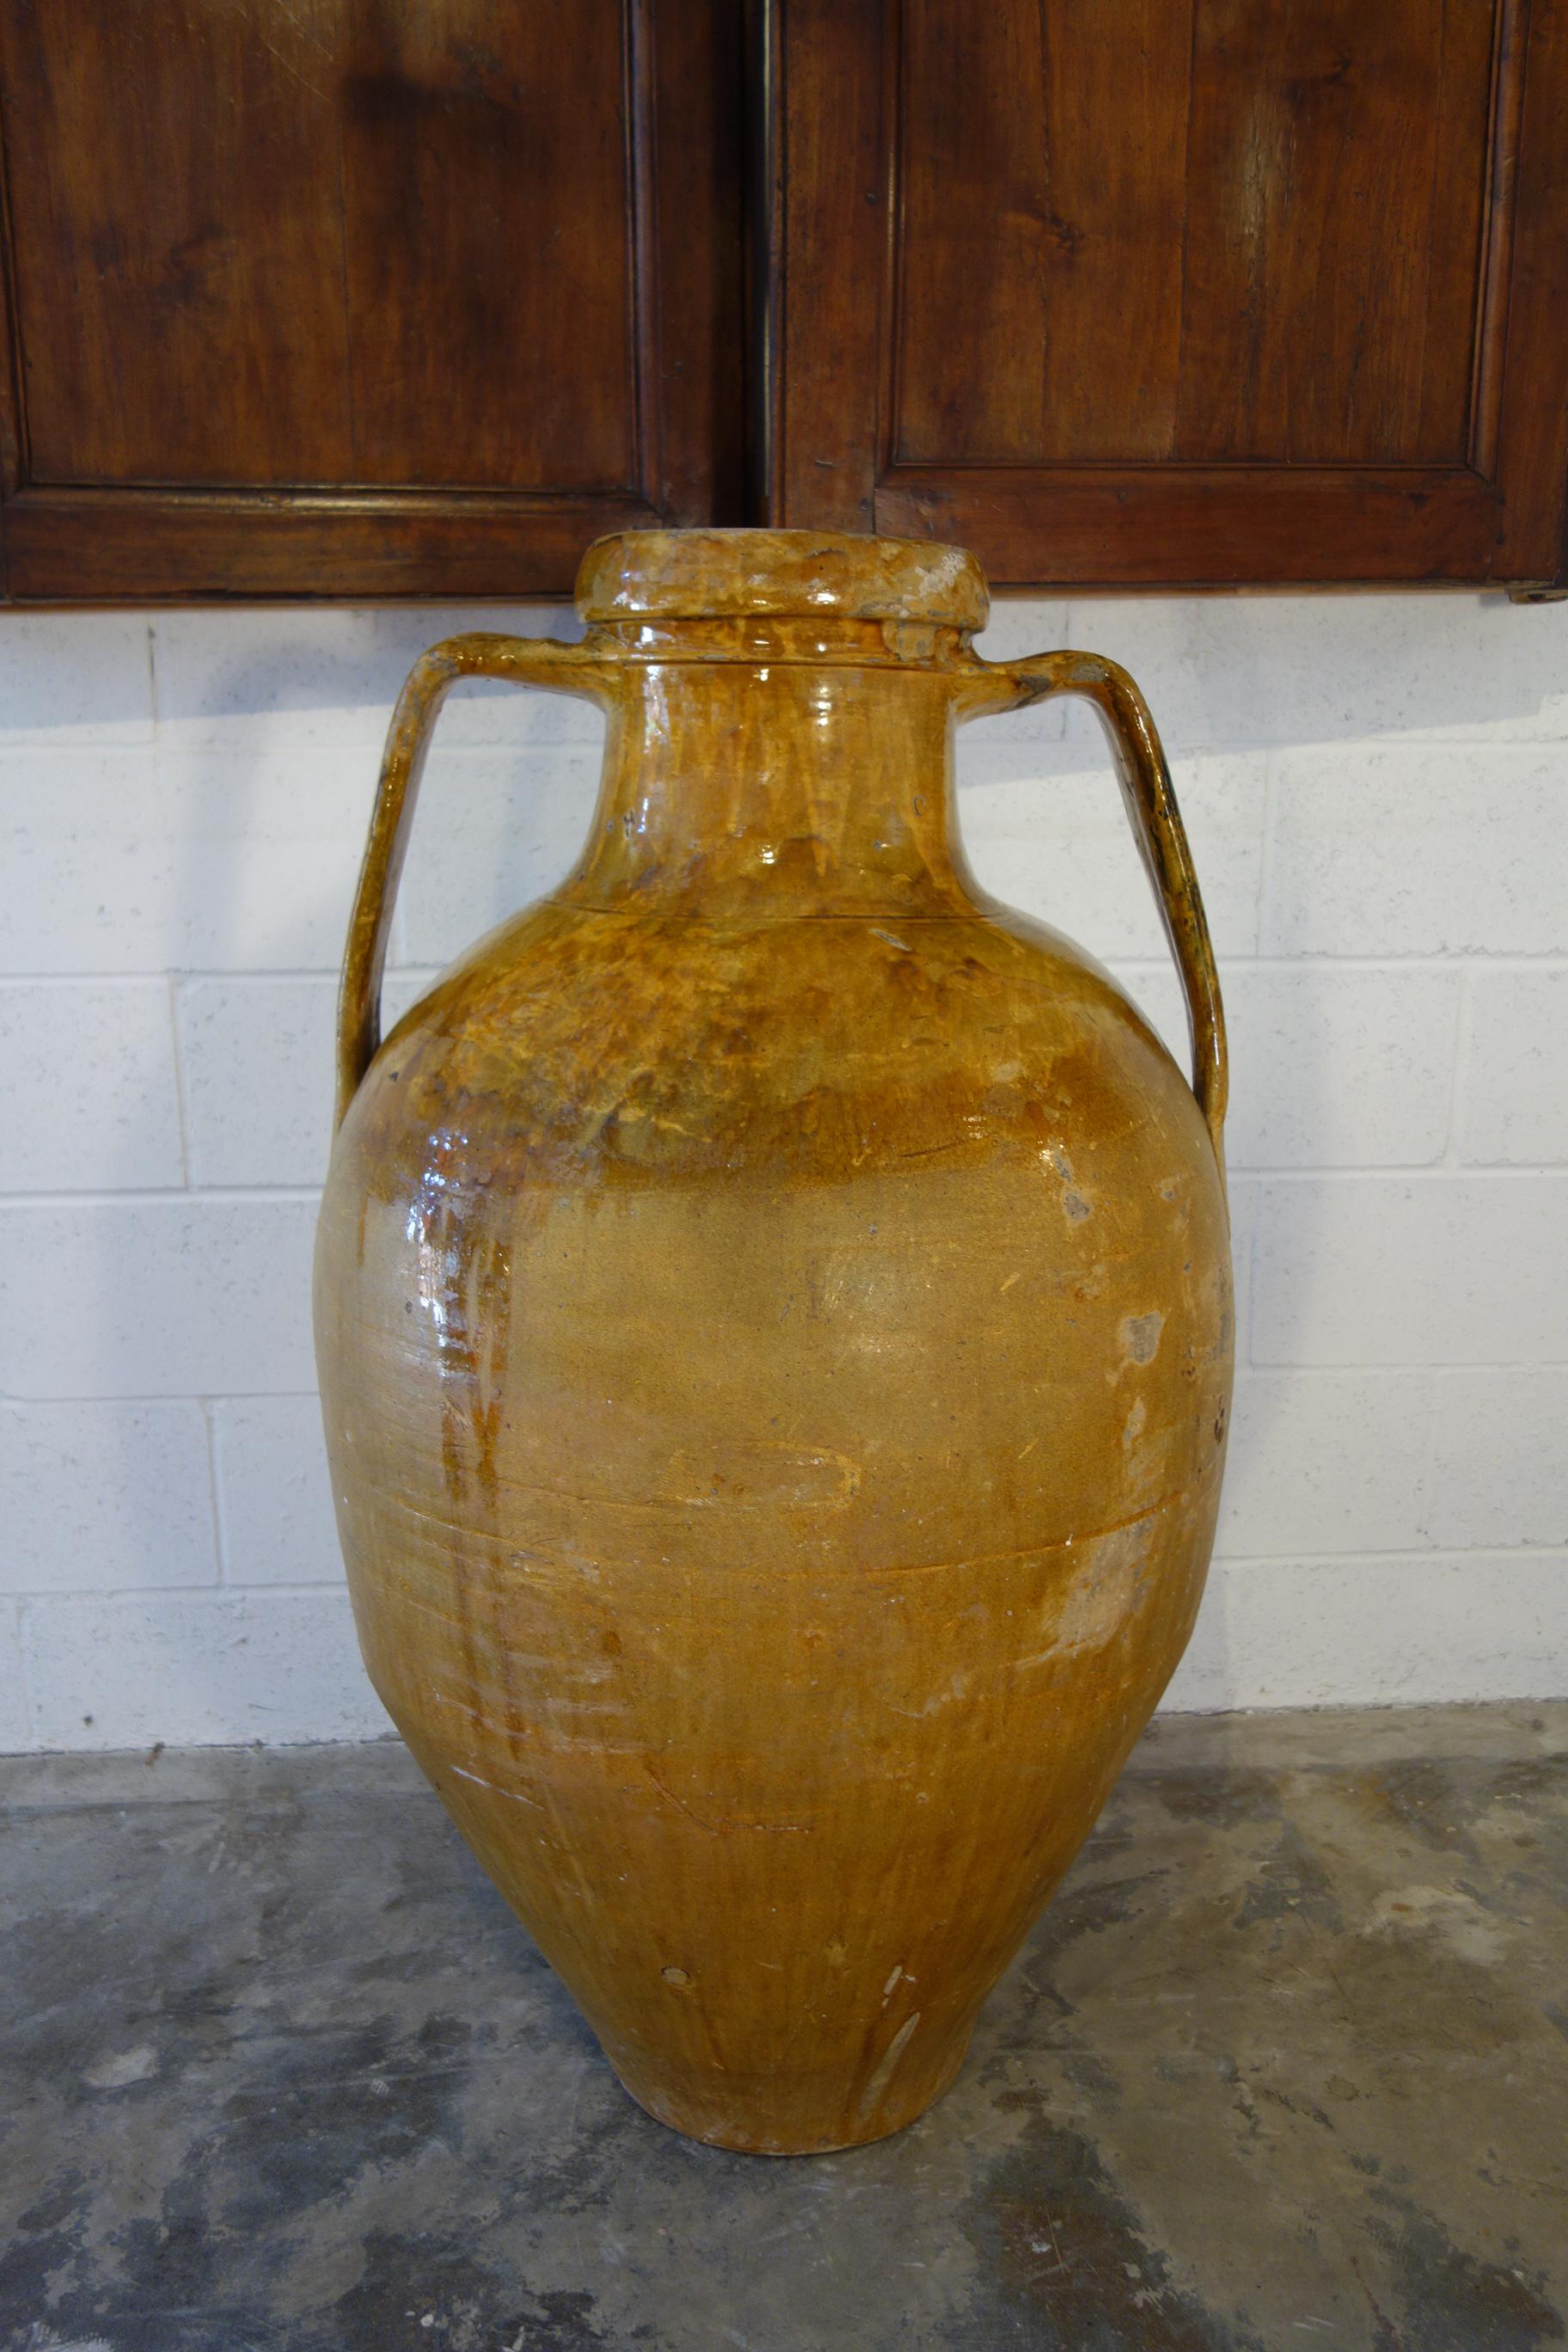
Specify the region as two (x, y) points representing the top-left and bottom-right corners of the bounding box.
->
(315, 530), (1231, 2154)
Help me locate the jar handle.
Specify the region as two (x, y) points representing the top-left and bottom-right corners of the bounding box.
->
(334, 633), (616, 1131)
(959, 649), (1228, 1161)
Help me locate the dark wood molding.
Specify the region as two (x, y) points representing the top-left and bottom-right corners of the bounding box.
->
(0, 0), (744, 602)
(772, 0), (1568, 591)
(1, 487), (665, 603)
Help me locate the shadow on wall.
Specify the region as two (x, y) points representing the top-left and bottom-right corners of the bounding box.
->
(50, 580), (1565, 745)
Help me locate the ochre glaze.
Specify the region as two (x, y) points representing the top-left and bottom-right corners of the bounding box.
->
(314, 529), (1232, 2154)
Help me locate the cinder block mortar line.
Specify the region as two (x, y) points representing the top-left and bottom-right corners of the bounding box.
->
(1244, 1358), (1568, 1374)
(1222, 1159), (1518, 1179)
(983, 700), (1568, 753)
(6, 1565), (230, 1602)
(1236, 1363), (1568, 1381)
(1112, 954), (1568, 975)
(1236, 1165), (1565, 1181)
(201, 1397), (230, 1589)
(301, 952), (1568, 971)
(1413, 1385), (1442, 1557)
(0, 971), (341, 986)
(12, 1158), (1558, 1204)
(5, 1543), (1563, 1606)
(1249, 744), (1277, 976)
(166, 975), (194, 1188)
(4, 1167), (1561, 1210)
(172, 971), (340, 989)
(5, 1542), (1562, 1609)
(2, 1385), (334, 1406)
(0, 1185), (324, 1206)
(8, 1582), (337, 1605)
(4, 1373), (331, 1392)
(2, 954), (1567, 986)
(15, 1585), (353, 1610)
(9, 1363), (1559, 1414)
(1074, 946), (1568, 969)
(1201, 1542), (1568, 1569)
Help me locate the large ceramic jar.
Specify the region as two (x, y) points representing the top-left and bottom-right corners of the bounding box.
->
(315, 530), (1231, 2154)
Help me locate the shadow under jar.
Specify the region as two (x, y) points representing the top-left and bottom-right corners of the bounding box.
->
(314, 529), (1233, 2154)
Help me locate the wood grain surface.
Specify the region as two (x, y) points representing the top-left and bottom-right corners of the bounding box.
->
(775, 0), (1568, 588)
(1, 1), (1562, 596)
(0, 0), (744, 597)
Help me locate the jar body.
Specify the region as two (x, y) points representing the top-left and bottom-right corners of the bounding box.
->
(316, 529), (1231, 2152)
(315, 877), (1230, 2150)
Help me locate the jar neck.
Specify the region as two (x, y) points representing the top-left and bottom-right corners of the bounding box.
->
(555, 653), (981, 922)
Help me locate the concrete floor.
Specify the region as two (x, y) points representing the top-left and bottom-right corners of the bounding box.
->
(3, 1703), (1565, 2352)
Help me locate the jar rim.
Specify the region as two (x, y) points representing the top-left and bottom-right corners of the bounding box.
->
(576, 528), (989, 631)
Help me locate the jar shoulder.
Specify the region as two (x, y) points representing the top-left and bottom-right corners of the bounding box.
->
(332, 899), (1216, 1203)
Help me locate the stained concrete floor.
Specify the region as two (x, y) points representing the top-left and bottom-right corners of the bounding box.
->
(3, 1702), (1565, 2352)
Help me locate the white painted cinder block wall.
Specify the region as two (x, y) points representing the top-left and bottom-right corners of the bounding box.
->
(1, 591), (1565, 1750)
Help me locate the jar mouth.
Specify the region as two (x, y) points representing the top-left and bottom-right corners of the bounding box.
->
(576, 528), (989, 632)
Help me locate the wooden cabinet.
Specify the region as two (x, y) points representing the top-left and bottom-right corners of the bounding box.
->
(0, 1), (743, 599)
(770, 0), (1568, 591)
(1, 1), (1565, 598)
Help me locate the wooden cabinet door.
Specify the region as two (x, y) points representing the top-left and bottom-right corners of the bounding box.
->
(771, 0), (1568, 590)
(0, 1), (743, 600)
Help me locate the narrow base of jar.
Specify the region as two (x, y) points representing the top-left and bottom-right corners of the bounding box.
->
(606, 2030), (974, 2157)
